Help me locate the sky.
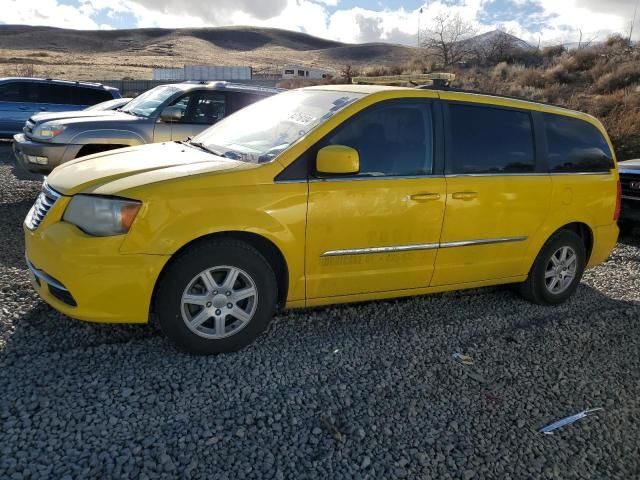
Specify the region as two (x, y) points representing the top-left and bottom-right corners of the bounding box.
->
(0, 0), (638, 46)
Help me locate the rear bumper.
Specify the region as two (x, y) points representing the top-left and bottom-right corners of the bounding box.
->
(588, 223), (619, 267)
(25, 221), (170, 323)
(12, 133), (82, 173)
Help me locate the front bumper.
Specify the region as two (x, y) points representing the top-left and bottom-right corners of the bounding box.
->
(620, 197), (640, 223)
(13, 133), (83, 173)
(25, 220), (170, 324)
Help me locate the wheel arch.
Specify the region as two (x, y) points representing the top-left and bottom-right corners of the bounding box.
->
(151, 231), (290, 314)
(557, 221), (594, 263)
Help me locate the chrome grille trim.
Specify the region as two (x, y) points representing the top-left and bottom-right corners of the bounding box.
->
(25, 182), (61, 230)
(23, 119), (35, 135)
(26, 257), (69, 292)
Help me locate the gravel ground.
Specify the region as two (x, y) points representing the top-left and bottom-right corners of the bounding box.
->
(1, 142), (640, 479)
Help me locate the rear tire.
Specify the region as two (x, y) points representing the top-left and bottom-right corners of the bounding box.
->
(155, 239), (278, 354)
(519, 230), (586, 306)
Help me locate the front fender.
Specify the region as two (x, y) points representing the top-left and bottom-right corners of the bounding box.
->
(119, 175), (308, 302)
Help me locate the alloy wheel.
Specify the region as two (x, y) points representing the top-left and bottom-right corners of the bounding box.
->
(544, 246), (577, 295)
(180, 266), (258, 339)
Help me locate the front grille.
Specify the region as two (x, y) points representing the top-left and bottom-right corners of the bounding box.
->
(620, 173), (640, 199)
(25, 182), (61, 230)
(23, 118), (35, 136)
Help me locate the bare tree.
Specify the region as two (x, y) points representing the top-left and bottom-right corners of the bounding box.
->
(340, 64), (359, 83)
(13, 63), (37, 77)
(421, 13), (477, 67)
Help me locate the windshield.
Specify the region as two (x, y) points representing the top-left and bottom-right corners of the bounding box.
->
(120, 85), (181, 117)
(191, 89), (365, 163)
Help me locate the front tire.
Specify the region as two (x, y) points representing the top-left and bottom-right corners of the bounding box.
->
(519, 230), (586, 306)
(155, 239), (278, 354)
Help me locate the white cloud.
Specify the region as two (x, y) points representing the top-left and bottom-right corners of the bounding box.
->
(0, 0), (637, 45)
(0, 0), (99, 29)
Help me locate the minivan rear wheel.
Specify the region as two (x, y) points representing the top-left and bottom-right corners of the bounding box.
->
(519, 230), (586, 306)
(155, 239), (278, 354)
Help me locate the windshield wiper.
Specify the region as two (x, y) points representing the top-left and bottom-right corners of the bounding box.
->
(186, 141), (226, 157)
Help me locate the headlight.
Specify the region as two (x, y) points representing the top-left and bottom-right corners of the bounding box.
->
(63, 195), (142, 236)
(32, 123), (67, 140)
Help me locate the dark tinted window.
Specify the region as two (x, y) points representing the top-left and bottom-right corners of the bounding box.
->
(227, 92), (267, 112)
(448, 104), (535, 174)
(544, 114), (613, 172)
(27, 83), (74, 104)
(324, 101), (433, 177)
(0, 82), (26, 102)
(188, 92), (225, 124)
(72, 87), (112, 105)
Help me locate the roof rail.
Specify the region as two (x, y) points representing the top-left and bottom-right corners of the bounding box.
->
(353, 72), (567, 110)
(353, 72), (456, 88)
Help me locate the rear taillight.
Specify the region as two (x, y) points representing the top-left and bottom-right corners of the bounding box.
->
(614, 179), (621, 221)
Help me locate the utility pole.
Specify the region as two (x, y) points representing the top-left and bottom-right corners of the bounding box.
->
(630, 0), (640, 44)
(417, 2), (429, 48)
(418, 8), (423, 48)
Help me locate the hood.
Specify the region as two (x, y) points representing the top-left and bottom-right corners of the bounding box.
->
(47, 142), (252, 196)
(30, 109), (125, 124)
(619, 159), (640, 171)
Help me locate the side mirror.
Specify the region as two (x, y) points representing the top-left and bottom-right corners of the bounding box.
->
(159, 106), (183, 123)
(316, 145), (360, 175)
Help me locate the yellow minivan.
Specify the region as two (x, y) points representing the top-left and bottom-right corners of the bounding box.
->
(24, 85), (621, 354)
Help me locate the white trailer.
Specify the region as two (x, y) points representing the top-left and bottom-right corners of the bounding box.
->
(282, 65), (331, 80)
(183, 66), (252, 81)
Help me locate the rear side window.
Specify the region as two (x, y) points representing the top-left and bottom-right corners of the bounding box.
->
(72, 87), (113, 105)
(29, 83), (73, 104)
(324, 100), (434, 177)
(448, 103), (535, 174)
(544, 114), (613, 172)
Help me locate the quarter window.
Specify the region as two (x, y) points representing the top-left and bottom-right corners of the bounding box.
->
(323, 101), (434, 177)
(448, 104), (535, 174)
(544, 114), (613, 172)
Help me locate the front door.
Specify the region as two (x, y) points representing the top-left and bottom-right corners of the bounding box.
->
(154, 91), (226, 142)
(305, 99), (446, 299)
(431, 100), (552, 286)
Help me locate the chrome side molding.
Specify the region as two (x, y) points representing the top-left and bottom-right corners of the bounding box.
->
(439, 236), (528, 249)
(321, 236), (528, 257)
(321, 242), (439, 257)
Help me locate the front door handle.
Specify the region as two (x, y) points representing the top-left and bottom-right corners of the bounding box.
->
(452, 191), (478, 201)
(410, 192), (441, 201)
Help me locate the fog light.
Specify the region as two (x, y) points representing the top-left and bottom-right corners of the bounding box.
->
(26, 155), (48, 165)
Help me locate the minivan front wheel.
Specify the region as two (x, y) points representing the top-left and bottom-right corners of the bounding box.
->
(520, 230), (586, 305)
(155, 239), (278, 354)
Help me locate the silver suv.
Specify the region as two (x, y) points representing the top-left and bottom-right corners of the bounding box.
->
(13, 81), (281, 173)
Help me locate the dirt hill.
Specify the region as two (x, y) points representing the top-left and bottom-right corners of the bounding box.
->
(0, 25), (418, 80)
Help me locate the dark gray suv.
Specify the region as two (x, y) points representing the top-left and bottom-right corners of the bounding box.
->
(0, 77), (120, 137)
(13, 81), (282, 173)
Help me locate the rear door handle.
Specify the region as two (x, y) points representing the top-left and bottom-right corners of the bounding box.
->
(452, 191), (478, 201)
(410, 192), (441, 201)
